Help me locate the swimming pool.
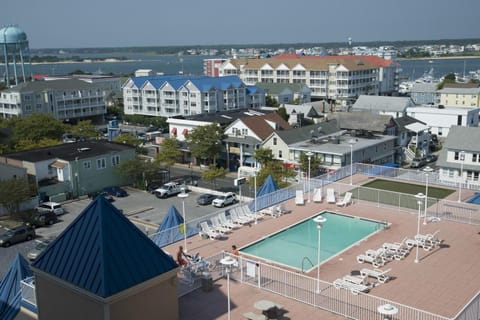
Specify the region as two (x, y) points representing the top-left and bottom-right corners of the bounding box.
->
(240, 211), (386, 271)
(467, 193), (480, 205)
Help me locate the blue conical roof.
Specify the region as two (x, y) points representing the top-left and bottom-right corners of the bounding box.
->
(256, 175), (280, 197)
(32, 196), (177, 298)
(0, 253), (32, 320)
(152, 205), (198, 247)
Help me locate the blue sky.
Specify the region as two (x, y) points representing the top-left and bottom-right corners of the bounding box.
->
(2, 0), (479, 49)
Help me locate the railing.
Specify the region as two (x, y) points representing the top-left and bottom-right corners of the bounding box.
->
(20, 276), (37, 312)
(224, 253), (449, 320)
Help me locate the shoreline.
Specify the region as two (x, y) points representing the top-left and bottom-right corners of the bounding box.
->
(397, 56), (480, 61)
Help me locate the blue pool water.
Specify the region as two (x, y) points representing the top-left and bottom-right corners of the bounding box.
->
(241, 211), (386, 271)
(466, 193), (480, 205)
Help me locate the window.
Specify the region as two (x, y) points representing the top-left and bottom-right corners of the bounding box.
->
(454, 152), (459, 160)
(457, 115), (462, 125)
(96, 158), (106, 170)
(473, 154), (478, 162)
(278, 150), (283, 158)
(112, 155), (120, 166)
(242, 128), (248, 135)
(273, 137), (277, 146)
(83, 161), (91, 169)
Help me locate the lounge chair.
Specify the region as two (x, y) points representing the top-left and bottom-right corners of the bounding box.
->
(356, 251), (385, 268)
(275, 203), (287, 216)
(313, 188), (322, 202)
(295, 190), (305, 205)
(336, 192), (352, 207)
(210, 216), (232, 234)
(199, 221), (222, 240)
(218, 212), (240, 229)
(366, 248), (393, 262)
(243, 312), (267, 320)
(406, 230), (441, 251)
(383, 238), (410, 260)
(343, 274), (369, 286)
(230, 208), (253, 225)
(260, 206), (278, 218)
(333, 278), (370, 295)
(326, 188), (336, 203)
(241, 205), (264, 220)
(360, 268), (391, 284)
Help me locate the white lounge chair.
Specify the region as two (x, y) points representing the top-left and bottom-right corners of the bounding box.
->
(275, 203), (287, 216)
(406, 230), (441, 251)
(326, 188), (336, 203)
(342, 275), (369, 286)
(210, 216), (232, 234)
(333, 278), (370, 295)
(218, 212), (240, 229)
(313, 188), (322, 203)
(366, 248), (393, 262)
(199, 221), (222, 240)
(336, 192), (352, 207)
(383, 238), (410, 260)
(260, 206), (278, 218)
(356, 252), (385, 268)
(295, 190), (305, 205)
(230, 208), (253, 225)
(241, 205), (264, 220)
(360, 268), (391, 284)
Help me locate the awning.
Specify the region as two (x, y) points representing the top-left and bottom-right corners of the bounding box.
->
(182, 128), (188, 135)
(171, 127), (177, 134)
(50, 160), (67, 169)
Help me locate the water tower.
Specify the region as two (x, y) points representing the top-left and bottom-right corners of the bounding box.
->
(0, 25), (32, 87)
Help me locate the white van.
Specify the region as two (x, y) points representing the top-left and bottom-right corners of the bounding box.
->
(36, 202), (65, 216)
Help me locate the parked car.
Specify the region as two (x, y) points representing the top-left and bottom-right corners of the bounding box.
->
(36, 202), (65, 216)
(0, 225), (36, 247)
(27, 239), (52, 261)
(212, 192), (237, 208)
(196, 193), (217, 206)
(411, 157), (427, 169)
(88, 191), (115, 202)
(103, 186), (128, 197)
(426, 154), (438, 163)
(30, 210), (58, 227)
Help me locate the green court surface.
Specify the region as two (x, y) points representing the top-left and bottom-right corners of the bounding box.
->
(351, 179), (455, 209)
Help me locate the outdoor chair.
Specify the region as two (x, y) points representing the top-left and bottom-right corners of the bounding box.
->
(356, 251), (385, 268)
(360, 268), (391, 284)
(313, 188), (322, 202)
(230, 208), (254, 224)
(326, 188), (336, 203)
(210, 216), (232, 234)
(243, 312), (267, 320)
(333, 278), (370, 295)
(218, 212), (240, 229)
(260, 206), (278, 218)
(336, 192), (353, 207)
(295, 190), (305, 205)
(241, 205), (264, 220)
(199, 221), (222, 240)
(275, 203), (288, 216)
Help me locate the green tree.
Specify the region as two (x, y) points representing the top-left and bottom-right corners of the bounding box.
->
(10, 113), (65, 146)
(113, 133), (146, 154)
(437, 73), (457, 89)
(248, 161), (295, 188)
(298, 152), (322, 177)
(186, 124), (225, 165)
(201, 166), (227, 189)
(115, 157), (163, 189)
(0, 177), (32, 214)
(69, 120), (100, 139)
(15, 138), (62, 152)
(265, 95), (279, 108)
(254, 147), (274, 167)
(155, 137), (181, 167)
(277, 106), (289, 122)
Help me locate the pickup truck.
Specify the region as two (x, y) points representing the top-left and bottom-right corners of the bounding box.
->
(154, 182), (185, 198)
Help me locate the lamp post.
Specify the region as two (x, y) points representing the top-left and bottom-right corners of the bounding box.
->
(254, 170), (258, 224)
(423, 166), (434, 225)
(178, 190), (189, 252)
(313, 215), (327, 293)
(458, 151), (465, 202)
(220, 256), (237, 320)
(306, 152), (313, 203)
(349, 139), (356, 185)
(414, 193), (425, 263)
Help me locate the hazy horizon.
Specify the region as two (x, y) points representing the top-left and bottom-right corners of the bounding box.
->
(2, 0), (479, 49)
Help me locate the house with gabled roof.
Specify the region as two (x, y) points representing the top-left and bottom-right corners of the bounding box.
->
(29, 196), (179, 320)
(0, 141), (135, 201)
(255, 82), (311, 105)
(224, 112), (290, 167)
(351, 95), (415, 118)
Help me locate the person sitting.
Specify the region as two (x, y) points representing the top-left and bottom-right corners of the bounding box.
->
(177, 246), (188, 267)
(232, 245), (239, 256)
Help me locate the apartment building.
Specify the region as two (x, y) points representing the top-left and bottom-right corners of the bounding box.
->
(122, 75), (263, 117)
(437, 86), (480, 107)
(218, 54), (397, 105)
(0, 79), (106, 121)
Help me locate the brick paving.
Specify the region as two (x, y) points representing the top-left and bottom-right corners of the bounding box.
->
(167, 177), (480, 320)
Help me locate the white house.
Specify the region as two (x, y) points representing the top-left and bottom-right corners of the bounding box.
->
(436, 126), (480, 187)
(407, 105), (479, 137)
(351, 95), (415, 118)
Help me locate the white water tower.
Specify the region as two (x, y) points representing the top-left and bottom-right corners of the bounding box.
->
(0, 25), (32, 87)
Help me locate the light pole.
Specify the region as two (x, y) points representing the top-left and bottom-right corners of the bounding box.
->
(313, 215), (327, 293)
(349, 139), (356, 185)
(220, 255), (237, 320)
(254, 171), (258, 224)
(423, 166), (434, 225)
(178, 190), (189, 252)
(414, 193), (425, 263)
(306, 152), (313, 203)
(458, 151), (465, 202)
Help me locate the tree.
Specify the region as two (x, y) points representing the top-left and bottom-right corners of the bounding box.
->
(115, 157), (163, 189)
(277, 106), (289, 122)
(10, 113), (65, 146)
(254, 147), (274, 167)
(113, 133), (146, 154)
(69, 120), (100, 140)
(186, 124), (225, 165)
(15, 138), (62, 152)
(201, 166), (227, 189)
(437, 73), (456, 89)
(155, 137), (181, 167)
(265, 95), (279, 108)
(248, 161), (295, 188)
(0, 177), (32, 214)
(298, 152), (322, 177)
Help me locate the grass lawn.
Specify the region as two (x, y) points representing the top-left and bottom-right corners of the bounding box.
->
(351, 179), (455, 210)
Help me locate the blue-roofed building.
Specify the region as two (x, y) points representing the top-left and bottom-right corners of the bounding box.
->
(122, 74), (264, 117)
(30, 196), (179, 320)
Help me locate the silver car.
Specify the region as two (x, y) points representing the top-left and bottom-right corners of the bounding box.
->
(27, 239), (52, 261)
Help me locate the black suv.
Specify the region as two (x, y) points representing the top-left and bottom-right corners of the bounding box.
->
(32, 211), (58, 227)
(0, 225), (36, 247)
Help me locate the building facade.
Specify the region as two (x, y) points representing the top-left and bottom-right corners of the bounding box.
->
(437, 87), (480, 107)
(123, 75), (263, 118)
(0, 79), (106, 121)
(218, 55), (397, 105)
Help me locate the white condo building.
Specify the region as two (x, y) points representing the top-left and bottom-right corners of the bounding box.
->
(218, 54), (397, 105)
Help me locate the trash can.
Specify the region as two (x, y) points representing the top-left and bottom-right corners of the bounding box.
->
(201, 271), (213, 292)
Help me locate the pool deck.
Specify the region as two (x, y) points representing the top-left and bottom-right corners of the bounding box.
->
(167, 177), (480, 320)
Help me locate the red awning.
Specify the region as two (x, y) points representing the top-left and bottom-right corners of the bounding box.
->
(171, 127), (177, 134)
(182, 128), (188, 135)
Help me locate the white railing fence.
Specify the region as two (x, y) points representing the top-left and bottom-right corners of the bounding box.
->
(20, 276), (37, 311)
